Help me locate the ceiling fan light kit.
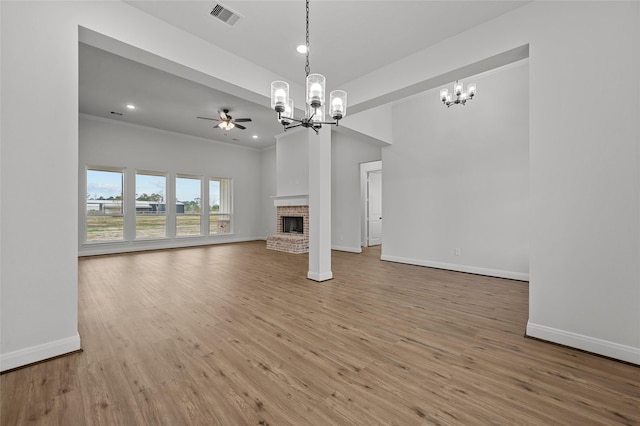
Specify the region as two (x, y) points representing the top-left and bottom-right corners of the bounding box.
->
(270, 0), (347, 134)
(196, 108), (252, 132)
(219, 121), (234, 131)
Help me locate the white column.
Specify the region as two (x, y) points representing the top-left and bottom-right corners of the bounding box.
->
(307, 127), (332, 281)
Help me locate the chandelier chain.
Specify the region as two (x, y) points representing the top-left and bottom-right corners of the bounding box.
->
(305, 0), (310, 78)
(269, 0), (347, 134)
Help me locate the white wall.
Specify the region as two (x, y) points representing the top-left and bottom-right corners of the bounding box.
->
(272, 128), (382, 252)
(525, 2), (639, 363)
(341, 104), (393, 145)
(369, 1), (640, 364)
(260, 146), (277, 238)
(2, 1), (82, 370)
(2, 0), (638, 370)
(0, 0), (289, 370)
(79, 115), (264, 255)
(383, 61), (529, 281)
(275, 130), (308, 196)
(332, 131), (383, 253)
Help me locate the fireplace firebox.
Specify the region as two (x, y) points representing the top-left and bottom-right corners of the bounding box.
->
(267, 205), (308, 253)
(282, 216), (304, 234)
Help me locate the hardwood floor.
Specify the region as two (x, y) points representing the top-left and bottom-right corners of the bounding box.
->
(2, 241), (639, 425)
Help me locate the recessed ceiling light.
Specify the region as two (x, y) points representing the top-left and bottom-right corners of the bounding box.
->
(296, 45), (307, 54)
(252, 135), (258, 139)
(126, 104), (136, 110)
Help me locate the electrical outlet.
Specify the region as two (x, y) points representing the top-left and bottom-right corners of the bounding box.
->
(455, 248), (461, 256)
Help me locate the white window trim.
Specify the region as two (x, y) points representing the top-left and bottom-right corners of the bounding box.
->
(209, 178), (233, 235)
(85, 166), (126, 243)
(176, 173), (204, 237)
(135, 170), (168, 240)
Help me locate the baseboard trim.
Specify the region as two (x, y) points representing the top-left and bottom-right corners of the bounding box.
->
(331, 245), (362, 254)
(80, 236), (263, 257)
(380, 255), (528, 281)
(307, 271), (333, 282)
(1, 333), (82, 372)
(526, 322), (640, 365)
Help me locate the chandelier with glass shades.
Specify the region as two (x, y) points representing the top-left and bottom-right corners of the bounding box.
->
(440, 80), (476, 107)
(270, 0), (347, 134)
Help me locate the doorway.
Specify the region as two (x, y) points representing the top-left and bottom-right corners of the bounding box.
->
(367, 171), (382, 246)
(360, 161), (382, 247)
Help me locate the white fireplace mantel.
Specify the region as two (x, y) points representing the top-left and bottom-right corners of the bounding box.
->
(271, 194), (309, 207)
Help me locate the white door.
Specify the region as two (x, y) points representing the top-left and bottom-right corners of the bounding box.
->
(367, 171), (382, 246)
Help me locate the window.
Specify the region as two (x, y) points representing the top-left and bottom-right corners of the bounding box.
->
(136, 171), (167, 239)
(176, 175), (202, 236)
(83, 167), (232, 246)
(210, 178), (232, 234)
(86, 167), (124, 242)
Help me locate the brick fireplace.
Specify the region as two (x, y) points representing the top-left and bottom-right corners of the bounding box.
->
(266, 205), (309, 254)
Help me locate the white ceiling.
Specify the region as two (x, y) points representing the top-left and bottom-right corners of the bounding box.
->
(80, 1), (530, 148)
(79, 43), (284, 149)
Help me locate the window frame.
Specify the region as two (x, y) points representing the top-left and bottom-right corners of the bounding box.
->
(135, 170), (168, 240)
(85, 166), (126, 243)
(175, 173), (204, 237)
(209, 177), (233, 235)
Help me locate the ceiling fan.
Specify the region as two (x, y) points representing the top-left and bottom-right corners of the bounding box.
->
(197, 108), (252, 131)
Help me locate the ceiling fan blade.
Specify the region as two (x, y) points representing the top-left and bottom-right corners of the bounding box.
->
(218, 110), (229, 120)
(234, 123), (247, 130)
(197, 116), (220, 121)
(233, 118), (252, 123)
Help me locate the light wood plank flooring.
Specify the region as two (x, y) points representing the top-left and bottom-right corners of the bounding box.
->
(2, 241), (639, 425)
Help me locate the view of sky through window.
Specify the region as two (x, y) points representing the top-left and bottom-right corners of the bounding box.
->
(176, 177), (201, 205)
(86, 171), (218, 205)
(136, 174), (166, 201)
(86, 170), (122, 199)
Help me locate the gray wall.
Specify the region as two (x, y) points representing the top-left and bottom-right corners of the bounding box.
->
(2, 0), (638, 370)
(332, 131), (383, 252)
(383, 61), (529, 280)
(273, 128), (382, 252)
(260, 146), (277, 237)
(275, 130), (308, 197)
(356, 1), (640, 363)
(79, 115), (265, 255)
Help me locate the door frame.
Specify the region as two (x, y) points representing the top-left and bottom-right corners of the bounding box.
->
(360, 160), (382, 247)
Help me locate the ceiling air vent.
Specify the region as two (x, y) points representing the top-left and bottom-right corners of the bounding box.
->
(210, 3), (242, 27)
